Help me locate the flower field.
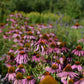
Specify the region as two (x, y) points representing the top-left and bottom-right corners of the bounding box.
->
(0, 12), (84, 84)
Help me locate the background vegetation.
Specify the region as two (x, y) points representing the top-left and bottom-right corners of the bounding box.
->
(0, 0), (84, 23)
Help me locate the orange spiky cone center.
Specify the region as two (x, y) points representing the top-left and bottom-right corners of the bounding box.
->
(50, 43), (56, 48)
(39, 75), (58, 84)
(19, 64), (24, 69)
(27, 31), (33, 35)
(16, 72), (23, 80)
(19, 51), (25, 55)
(59, 42), (66, 48)
(8, 67), (15, 73)
(40, 40), (45, 45)
(20, 40), (23, 43)
(75, 23), (79, 26)
(56, 60), (60, 64)
(63, 64), (73, 72)
(8, 52), (11, 55)
(16, 36), (20, 39)
(69, 79), (74, 84)
(16, 32), (19, 34)
(43, 71), (50, 75)
(19, 47), (23, 50)
(27, 76), (32, 80)
(0, 23), (4, 26)
(11, 48), (14, 50)
(76, 45), (82, 51)
(42, 34), (49, 39)
(75, 61), (80, 65)
(52, 64), (58, 70)
(36, 54), (40, 58)
(24, 43), (30, 47)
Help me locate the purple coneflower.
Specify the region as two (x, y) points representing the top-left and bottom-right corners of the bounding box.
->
(3, 34), (8, 39)
(0, 23), (5, 28)
(59, 42), (69, 53)
(57, 64), (78, 79)
(47, 42), (60, 54)
(13, 36), (20, 43)
(22, 76), (36, 84)
(9, 48), (14, 53)
(14, 72), (23, 84)
(56, 60), (63, 70)
(34, 38), (47, 52)
(71, 23), (83, 29)
(71, 45), (84, 56)
(72, 61), (83, 71)
(14, 47), (24, 54)
(15, 64), (26, 73)
(45, 64), (60, 73)
(32, 54), (41, 62)
(5, 52), (15, 63)
(74, 78), (84, 84)
(24, 31), (35, 40)
(5, 66), (16, 81)
(15, 51), (28, 64)
(39, 71), (50, 80)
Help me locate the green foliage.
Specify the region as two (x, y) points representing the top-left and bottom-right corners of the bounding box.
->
(17, 11), (73, 24)
(0, 61), (8, 78)
(0, 0), (84, 22)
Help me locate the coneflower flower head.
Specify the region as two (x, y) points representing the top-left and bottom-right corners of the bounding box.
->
(75, 61), (80, 65)
(76, 45), (82, 51)
(50, 43), (57, 48)
(52, 64), (58, 70)
(40, 40), (45, 45)
(19, 51), (25, 55)
(39, 75), (58, 84)
(27, 76), (33, 80)
(24, 43), (30, 47)
(42, 34), (49, 40)
(56, 60), (60, 64)
(63, 64), (73, 72)
(8, 66), (15, 73)
(69, 79), (74, 84)
(27, 31), (33, 35)
(36, 54), (40, 58)
(43, 71), (50, 76)
(16, 36), (20, 39)
(20, 40), (23, 43)
(19, 64), (24, 69)
(0, 23), (4, 26)
(16, 72), (23, 80)
(19, 47), (23, 50)
(59, 42), (66, 48)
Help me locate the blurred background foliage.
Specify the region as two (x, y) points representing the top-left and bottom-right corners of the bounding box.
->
(0, 0), (84, 23)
